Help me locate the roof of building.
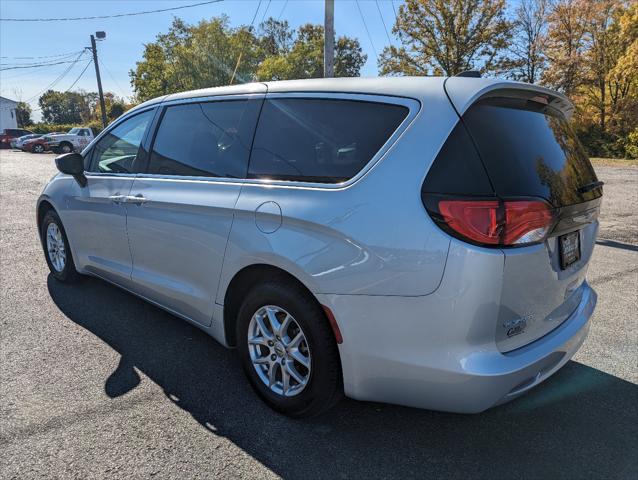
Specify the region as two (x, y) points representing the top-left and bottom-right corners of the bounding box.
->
(0, 96), (19, 105)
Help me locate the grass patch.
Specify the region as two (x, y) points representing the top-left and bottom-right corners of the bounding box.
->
(590, 157), (638, 167)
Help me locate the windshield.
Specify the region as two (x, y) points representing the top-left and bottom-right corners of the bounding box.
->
(68, 128), (81, 135)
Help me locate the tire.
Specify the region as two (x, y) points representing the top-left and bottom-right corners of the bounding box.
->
(59, 142), (73, 154)
(41, 210), (80, 283)
(237, 278), (342, 418)
(32, 144), (44, 153)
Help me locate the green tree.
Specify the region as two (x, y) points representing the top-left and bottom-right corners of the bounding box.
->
(130, 16), (263, 102)
(15, 102), (33, 127)
(256, 23), (367, 80)
(38, 90), (92, 124)
(258, 18), (293, 56)
(378, 0), (512, 76)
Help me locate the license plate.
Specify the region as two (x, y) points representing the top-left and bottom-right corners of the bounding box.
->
(559, 231), (581, 269)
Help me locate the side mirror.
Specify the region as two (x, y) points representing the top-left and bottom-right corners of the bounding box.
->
(55, 152), (87, 187)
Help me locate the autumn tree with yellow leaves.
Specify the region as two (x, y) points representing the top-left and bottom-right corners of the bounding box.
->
(380, 0), (638, 158)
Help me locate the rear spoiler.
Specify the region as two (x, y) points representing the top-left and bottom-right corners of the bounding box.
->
(443, 77), (575, 119)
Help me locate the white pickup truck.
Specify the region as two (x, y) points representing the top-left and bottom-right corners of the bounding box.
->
(47, 127), (96, 153)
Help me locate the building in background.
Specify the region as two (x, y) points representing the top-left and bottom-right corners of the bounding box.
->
(0, 96), (19, 131)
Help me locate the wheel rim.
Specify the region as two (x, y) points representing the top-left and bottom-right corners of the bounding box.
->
(248, 305), (312, 397)
(34, 145), (43, 152)
(46, 223), (66, 272)
(61, 145), (71, 153)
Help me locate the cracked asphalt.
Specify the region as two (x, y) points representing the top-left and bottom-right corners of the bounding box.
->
(1, 150), (637, 479)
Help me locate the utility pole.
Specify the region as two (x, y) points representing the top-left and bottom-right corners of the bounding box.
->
(90, 32), (108, 129)
(324, 0), (334, 78)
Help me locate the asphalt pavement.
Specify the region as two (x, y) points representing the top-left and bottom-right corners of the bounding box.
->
(1, 149), (636, 479)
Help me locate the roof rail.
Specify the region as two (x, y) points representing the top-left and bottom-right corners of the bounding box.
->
(456, 71), (481, 78)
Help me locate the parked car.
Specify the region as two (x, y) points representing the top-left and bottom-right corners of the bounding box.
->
(46, 127), (96, 153)
(0, 128), (33, 149)
(37, 77), (602, 417)
(22, 135), (51, 153)
(11, 133), (42, 149)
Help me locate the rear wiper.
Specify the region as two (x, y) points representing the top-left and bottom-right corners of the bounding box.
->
(578, 180), (604, 193)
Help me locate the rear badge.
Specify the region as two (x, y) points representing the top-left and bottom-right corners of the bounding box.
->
(503, 315), (531, 337)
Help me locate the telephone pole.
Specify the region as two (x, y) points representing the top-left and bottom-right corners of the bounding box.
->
(324, 0), (334, 78)
(89, 32), (108, 129)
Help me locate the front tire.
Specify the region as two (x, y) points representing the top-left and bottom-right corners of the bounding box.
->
(32, 144), (44, 153)
(237, 279), (342, 417)
(59, 142), (73, 154)
(41, 210), (80, 283)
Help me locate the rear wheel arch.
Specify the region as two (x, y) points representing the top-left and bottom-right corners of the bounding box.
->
(222, 264), (332, 348)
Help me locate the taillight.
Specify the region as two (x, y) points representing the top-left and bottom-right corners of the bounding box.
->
(427, 197), (554, 247)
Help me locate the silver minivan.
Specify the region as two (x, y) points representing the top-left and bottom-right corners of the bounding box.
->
(38, 77), (601, 417)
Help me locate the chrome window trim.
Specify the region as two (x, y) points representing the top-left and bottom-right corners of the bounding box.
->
(135, 92), (421, 190)
(160, 92), (266, 107)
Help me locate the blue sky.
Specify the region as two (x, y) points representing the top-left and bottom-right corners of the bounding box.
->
(0, 0), (408, 120)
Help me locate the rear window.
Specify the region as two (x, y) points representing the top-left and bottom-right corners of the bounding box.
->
(463, 97), (600, 207)
(248, 98), (408, 183)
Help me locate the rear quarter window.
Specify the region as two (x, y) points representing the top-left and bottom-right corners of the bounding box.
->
(248, 98), (409, 183)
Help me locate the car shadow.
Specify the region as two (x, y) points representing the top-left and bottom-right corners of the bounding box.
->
(47, 275), (638, 479)
(596, 238), (638, 252)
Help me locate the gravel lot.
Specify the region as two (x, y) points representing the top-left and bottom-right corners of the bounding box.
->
(1, 149), (637, 479)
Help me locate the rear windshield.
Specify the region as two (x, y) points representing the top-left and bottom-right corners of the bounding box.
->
(463, 97), (601, 207)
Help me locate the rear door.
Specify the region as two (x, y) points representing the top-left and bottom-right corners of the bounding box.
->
(125, 94), (264, 326)
(444, 84), (602, 352)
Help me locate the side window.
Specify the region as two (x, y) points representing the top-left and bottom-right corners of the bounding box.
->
(248, 98), (409, 183)
(147, 99), (261, 178)
(89, 109), (154, 174)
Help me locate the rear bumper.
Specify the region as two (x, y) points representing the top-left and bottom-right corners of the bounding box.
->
(317, 282), (596, 413)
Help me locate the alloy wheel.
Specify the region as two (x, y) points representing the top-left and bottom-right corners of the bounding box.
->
(247, 305), (312, 397)
(46, 222), (66, 272)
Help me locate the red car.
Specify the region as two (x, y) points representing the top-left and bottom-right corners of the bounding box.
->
(0, 128), (33, 149)
(22, 134), (61, 153)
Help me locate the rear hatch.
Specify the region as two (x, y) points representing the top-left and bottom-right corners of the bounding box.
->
(425, 81), (602, 352)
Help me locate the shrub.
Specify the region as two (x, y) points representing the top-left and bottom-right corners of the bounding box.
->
(30, 122), (104, 135)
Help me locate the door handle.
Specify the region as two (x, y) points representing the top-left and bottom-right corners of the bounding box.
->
(124, 194), (147, 205)
(108, 194), (127, 204)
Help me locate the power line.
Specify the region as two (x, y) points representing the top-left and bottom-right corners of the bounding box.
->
(0, 0), (223, 22)
(98, 59), (129, 99)
(249, 0), (263, 29)
(29, 59), (95, 114)
(231, 0), (263, 84)
(277, 0), (289, 20)
(261, 0), (272, 24)
(0, 50), (84, 60)
(376, 0), (392, 45)
(1, 52), (82, 68)
(0, 58), (84, 71)
(391, 0), (403, 41)
(0, 62), (62, 81)
(22, 52), (88, 104)
(64, 60), (93, 92)
(355, 0), (378, 58)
